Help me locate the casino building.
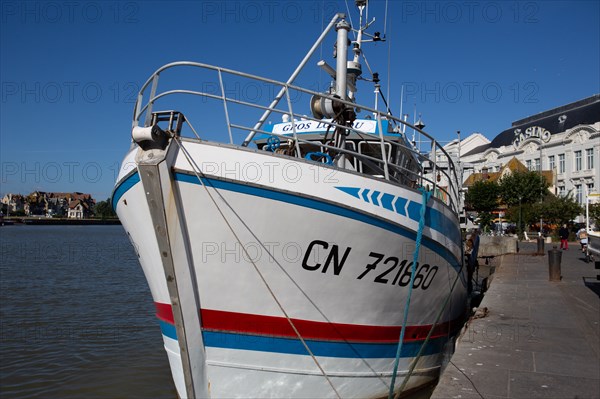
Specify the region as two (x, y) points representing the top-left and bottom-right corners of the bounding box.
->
(445, 94), (600, 222)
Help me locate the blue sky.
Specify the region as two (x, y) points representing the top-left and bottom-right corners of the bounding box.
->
(1, 0), (599, 200)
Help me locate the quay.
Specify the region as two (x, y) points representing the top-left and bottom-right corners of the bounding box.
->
(0, 217), (120, 225)
(432, 241), (600, 399)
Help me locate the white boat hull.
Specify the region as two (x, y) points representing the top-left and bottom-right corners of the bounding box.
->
(113, 140), (468, 398)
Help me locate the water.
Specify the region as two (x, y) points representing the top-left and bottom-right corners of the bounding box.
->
(0, 225), (177, 398)
(0, 225), (439, 398)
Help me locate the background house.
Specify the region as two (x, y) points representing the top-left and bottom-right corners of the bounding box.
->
(1, 192), (96, 218)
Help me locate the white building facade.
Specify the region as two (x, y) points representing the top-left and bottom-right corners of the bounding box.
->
(453, 95), (600, 222)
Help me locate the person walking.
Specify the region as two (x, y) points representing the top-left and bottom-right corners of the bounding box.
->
(559, 224), (569, 250)
(577, 226), (588, 252)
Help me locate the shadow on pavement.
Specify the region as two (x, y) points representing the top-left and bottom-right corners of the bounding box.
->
(583, 277), (600, 297)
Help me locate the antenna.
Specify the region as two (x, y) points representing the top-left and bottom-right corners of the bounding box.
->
(399, 85), (404, 124)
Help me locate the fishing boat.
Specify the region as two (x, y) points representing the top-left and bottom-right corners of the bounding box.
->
(112, 2), (468, 397)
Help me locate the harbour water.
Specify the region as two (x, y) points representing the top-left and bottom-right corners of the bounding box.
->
(1, 225), (439, 398)
(0, 225), (177, 398)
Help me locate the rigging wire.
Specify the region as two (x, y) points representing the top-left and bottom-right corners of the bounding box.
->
(383, 0), (389, 37)
(449, 361), (485, 399)
(344, 0), (357, 39)
(386, 4), (392, 113)
(172, 137), (342, 399)
(394, 259), (467, 398)
(388, 187), (432, 399)
(319, 0), (325, 90)
(185, 118), (201, 140)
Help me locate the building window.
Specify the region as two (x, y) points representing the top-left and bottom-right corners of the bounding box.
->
(559, 154), (565, 173)
(588, 183), (595, 196)
(526, 160), (532, 170)
(549, 155), (555, 170)
(576, 184), (583, 204)
(558, 186), (565, 197)
(535, 158), (541, 171)
(575, 150), (582, 171)
(586, 148), (594, 170)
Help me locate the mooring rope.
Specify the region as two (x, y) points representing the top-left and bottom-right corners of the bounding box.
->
(388, 187), (431, 399)
(395, 260), (466, 398)
(171, 137), (342, 399)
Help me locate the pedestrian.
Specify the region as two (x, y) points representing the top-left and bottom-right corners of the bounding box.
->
(466, 229), (480, 293)
(559, 224), (569, 250)
(465, 237), (474, 293)
(576, 227), (588, 252)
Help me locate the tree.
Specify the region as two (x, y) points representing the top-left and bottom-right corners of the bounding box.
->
(465, 180), (500, 231)
(536, 193), (582, 227)
(505, 202), (537, 229)
(498, 170), (550, 235)
(589, 202), (600, 227)
(94, 198), (116, 219)
(498, 170), (550, 206)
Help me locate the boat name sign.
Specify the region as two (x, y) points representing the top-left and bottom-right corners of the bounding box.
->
(272, 119), (377, 134)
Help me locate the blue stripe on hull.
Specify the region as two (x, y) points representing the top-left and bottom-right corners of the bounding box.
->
(112, 171), (462, 269)
(111, 172), (140, 211)
(335, 186), (460, 247)
(173, 172), (462, 270)
(159, 321), (446, 359)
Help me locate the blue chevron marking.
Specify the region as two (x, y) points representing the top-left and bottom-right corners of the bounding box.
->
(333, 186), (460, 248)
(393, 196), (408, 216)
(334, 186), (361, 199)
(361, 189), (371, 203)
(380, 193), (395, 211)
(370, 191), (381, 206)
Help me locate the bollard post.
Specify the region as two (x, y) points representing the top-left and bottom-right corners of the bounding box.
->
(548, 246), (562, 281)
(537, 236), (545, 255)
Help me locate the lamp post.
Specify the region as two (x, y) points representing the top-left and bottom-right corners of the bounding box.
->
(519, 194), (523, 239)
(538, 139), (544, 237)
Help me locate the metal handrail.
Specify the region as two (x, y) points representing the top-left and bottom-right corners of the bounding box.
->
(131, 62), (461, 213)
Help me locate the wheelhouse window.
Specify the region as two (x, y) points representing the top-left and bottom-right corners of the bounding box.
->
(358, 141), (392, 175)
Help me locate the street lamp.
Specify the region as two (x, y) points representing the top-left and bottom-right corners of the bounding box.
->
(538, 139), (544, 237)
(519, 194), (523, 238)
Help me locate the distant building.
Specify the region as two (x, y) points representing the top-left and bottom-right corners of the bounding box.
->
(1, 191), (95, 218)
(463, 156), (553, 189)
(68, 199), (91, 219)
(1, 194), (25, 214)
(450, 94), (600, 222)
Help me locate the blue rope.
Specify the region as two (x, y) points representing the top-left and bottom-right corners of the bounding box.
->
(388, 187), (431, 399)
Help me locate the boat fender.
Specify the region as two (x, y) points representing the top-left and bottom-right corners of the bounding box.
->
(305, 152), (333, 165)
(132, 125), (170, 150)
(265, 135), (281, 152)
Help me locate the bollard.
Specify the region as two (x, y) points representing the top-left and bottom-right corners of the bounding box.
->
(537, 236), (545, 255)
(548, 246), (562, 281)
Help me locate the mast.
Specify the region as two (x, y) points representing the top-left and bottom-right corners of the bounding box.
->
(335, 20), (350, 99)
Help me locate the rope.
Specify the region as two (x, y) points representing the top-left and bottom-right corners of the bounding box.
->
(171, 137), (342, 399)
(394, 253), (465, 398)
(388, 187), (431, 399)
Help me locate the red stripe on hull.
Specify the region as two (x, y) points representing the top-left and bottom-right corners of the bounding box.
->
(154, 302), (463, 343)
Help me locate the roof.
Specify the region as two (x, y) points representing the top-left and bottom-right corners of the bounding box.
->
(68, 199), (89, 209)
(464, 94), (600, 157)
(463, 157), (553, 186)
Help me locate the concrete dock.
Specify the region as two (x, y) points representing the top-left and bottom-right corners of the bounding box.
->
(432, 242), (600, 399)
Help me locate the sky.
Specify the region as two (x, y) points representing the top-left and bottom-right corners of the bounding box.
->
(1, 0), (599, 200)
